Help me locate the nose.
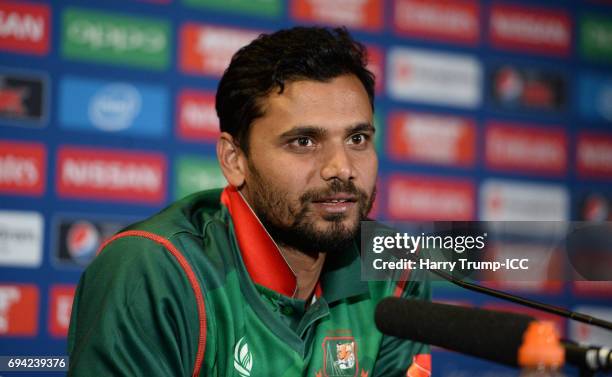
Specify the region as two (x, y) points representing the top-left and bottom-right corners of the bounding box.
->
(320, 144), (354, 182)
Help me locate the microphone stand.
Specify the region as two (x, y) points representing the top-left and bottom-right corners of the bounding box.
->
(426, 266), (612, 332)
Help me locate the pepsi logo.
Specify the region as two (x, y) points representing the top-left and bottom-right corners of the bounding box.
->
(581, 194), (609, 222)
(66, 221), (100, 265)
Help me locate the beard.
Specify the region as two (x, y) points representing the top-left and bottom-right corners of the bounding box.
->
(244, 160), (376, 255)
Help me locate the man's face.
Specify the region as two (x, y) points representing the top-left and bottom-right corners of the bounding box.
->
(240, 74), (378, 254)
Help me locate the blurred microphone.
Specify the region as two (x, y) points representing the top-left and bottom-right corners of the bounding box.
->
(375, 297), (612, 372)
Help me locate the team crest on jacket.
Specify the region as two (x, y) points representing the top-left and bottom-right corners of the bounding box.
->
(233, 336), (253, 377)
(322, 336), (358, 377)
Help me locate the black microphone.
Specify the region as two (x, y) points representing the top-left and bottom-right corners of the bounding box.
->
(375, 297), (612, 372)
(375, 297), (535, 367)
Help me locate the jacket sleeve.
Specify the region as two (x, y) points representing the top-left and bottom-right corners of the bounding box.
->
(371, 272), (431, 377)
(67, 235), (204, 377)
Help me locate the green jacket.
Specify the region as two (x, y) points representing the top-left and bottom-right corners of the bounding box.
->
(67, 186), (430, 377)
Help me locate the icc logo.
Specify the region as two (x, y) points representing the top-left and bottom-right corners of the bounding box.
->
(234, 336), (253, 377)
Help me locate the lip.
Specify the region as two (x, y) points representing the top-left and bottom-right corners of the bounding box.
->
(311, 194), (357, 203)
(311, 195), (357, 214)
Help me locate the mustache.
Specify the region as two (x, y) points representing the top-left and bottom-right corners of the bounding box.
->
(300, 180), (368, 204)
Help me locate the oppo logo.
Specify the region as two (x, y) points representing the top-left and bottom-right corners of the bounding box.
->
(67, 19), (166, 53)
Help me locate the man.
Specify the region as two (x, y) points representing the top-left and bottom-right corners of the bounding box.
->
(67, 26), (430, 377)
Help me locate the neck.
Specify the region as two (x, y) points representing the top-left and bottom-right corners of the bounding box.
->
(279, 245), (326, 301)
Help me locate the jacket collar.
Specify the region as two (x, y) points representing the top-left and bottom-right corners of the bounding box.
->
(220, 185), (368, 302)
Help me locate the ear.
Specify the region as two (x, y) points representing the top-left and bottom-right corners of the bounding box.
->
(217, 132), (247, 188)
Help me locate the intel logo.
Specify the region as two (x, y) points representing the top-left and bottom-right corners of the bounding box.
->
(88, 83), (141, 131)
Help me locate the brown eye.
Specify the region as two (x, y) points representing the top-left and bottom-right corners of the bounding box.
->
(350, 134), (367, 145)
(295, 137), (313, 147)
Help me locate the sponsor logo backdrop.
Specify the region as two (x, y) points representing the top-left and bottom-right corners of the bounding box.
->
(1, 0), (612, 375)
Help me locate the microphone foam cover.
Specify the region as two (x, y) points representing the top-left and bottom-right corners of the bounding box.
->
(375, 297), (535, 367)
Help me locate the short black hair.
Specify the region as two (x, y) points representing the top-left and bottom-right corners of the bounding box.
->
(215, 26), (375, 154)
